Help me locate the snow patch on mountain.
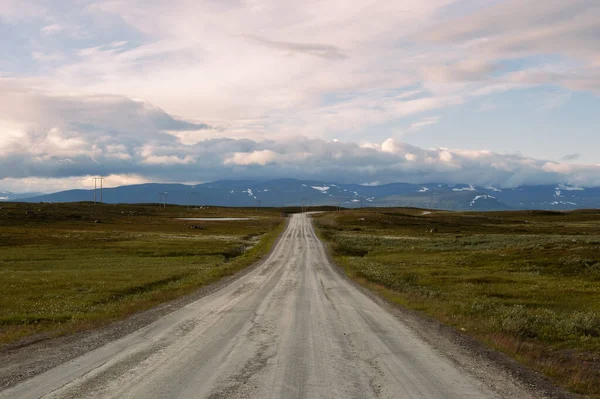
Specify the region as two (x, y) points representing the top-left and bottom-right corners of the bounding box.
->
(312, 186), (329, 193)
(470, 195), (496, 207)
(551, 201), (577, 206)
(453, 185), (476, 192)
(418, 187), (429, 192)
(558, 184), (584, 191)
(485, 186), (502, 192)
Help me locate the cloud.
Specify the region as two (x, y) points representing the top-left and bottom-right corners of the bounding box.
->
(0, 77), (598, 191)
(0, 78), (209, 138)
(225, 150), (278, 166)
(40, 24), (63, 36)
(32, 51), (65, 62)
(0, 175), (152, 193)
(0, 0), (599, 191)
(0, 78), (210, 179)
(422, 0), (599, 56)
(142, 155), (196, 165)
(1, 91), (600, 189)
(4, 0), (597, 143)
(3, 0), (453, 138)
(297, 93), (461, 136)
(409, 116), (440, 130)
(562, 153), (581, 161)
(0, 0), (44, 20)
(243, 35), (348, 60)
(417, 0), (600, 92)
(422, 60), (501, 83)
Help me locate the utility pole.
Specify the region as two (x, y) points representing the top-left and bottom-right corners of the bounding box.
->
(93, 177), (104, 204)
(301, 197), (307, 213)
(158, 192), (167, 209)
(256, 199), (261, 210)
(360, 196), (364, 209)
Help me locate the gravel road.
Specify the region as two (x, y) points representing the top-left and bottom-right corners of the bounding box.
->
(1, 214), (542, 398)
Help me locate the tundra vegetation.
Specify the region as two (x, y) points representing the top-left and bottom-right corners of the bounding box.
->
(314, 208), (600, 397)
(0, 202), (284, 347)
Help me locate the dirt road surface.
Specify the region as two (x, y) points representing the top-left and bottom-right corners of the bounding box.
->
(1, 214), (541, 398)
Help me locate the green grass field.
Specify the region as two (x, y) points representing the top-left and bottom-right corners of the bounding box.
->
(0, 202), (284, 347)
(314, 208), (600, 397)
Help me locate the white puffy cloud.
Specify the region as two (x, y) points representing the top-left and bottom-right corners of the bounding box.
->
(143, 155), (196, 165)
(1, 91), (599, 190)
(225, 150), (278, 166)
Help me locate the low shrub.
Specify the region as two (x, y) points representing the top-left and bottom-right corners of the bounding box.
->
(494, 306), (600, 341)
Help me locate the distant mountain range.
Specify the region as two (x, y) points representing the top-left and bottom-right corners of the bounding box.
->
(0, 191), (43, 202)
(5, 179), (600, 211)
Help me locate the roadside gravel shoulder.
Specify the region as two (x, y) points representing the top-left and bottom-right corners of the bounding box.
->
(0, 218), (289, 391)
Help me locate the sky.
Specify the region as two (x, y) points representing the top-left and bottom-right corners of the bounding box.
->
(1, 0), (599, 193)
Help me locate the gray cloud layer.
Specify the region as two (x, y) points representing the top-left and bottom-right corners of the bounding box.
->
(1, 82), (598, 188)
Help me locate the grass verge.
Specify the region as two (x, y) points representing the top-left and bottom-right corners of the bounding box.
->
(0, 202), (285, 347)
(314, 208), (600, 397)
